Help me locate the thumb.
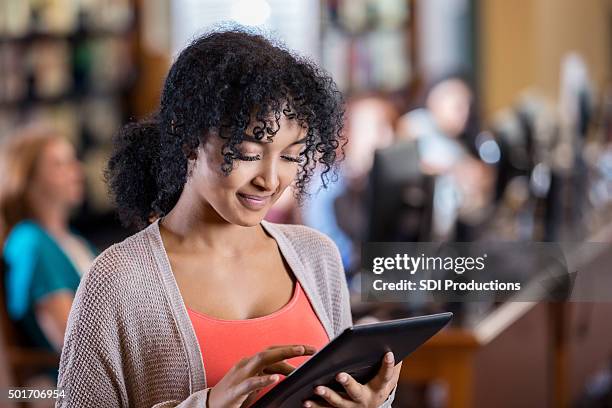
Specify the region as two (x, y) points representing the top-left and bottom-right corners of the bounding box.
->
(240, 390), (262, 408)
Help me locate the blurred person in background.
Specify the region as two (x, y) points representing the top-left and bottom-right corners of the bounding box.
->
(0, 124), (97, 354)
(397, 74), (494, 240)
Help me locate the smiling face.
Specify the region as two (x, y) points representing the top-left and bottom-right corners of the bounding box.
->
(186, 115), (307, 226)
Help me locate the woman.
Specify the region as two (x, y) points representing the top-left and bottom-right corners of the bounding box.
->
(56, 29), (401, 407)
(0, 125), (96, 353)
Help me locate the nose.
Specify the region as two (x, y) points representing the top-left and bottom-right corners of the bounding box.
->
(252, 157), (280, 193)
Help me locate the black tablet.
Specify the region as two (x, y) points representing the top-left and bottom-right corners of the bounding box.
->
(251, 312), (453, 407)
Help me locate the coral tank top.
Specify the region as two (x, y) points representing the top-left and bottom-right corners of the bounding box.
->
(187, 280), (330, 400)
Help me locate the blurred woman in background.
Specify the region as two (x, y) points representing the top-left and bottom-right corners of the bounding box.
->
(0, 124), (96, 353)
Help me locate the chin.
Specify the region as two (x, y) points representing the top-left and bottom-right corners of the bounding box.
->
(223, 196), (274, 227)
(67, 188), (84, 203)
(222, 208), (267, 227)
(67, 195), (84, 207)
(238, 213), (267, 227)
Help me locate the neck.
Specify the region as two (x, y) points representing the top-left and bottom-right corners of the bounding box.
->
(159, 187), (265, 255)
(30, 198), (70, 237)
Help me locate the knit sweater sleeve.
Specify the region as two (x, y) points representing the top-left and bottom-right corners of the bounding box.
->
(55, 249), (129, 407)
(149, 392), (210, 407)
(55, 244), (211, 408)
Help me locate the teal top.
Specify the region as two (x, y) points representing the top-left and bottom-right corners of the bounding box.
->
(3, 220), (97, 351)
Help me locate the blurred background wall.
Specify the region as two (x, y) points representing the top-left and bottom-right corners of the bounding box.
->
(480, 0), (612, 119)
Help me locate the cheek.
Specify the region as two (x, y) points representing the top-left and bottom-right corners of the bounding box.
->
(279, 164), (300, 187)
(56, 165), (80, 186)
(31, 178), (65, 202)
(33, 166), (61, 192)
(194, 157), (243, 196)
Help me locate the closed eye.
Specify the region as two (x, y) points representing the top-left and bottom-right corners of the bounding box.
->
(282, 155), (303, 163)
(236, 152), (261, 161)
(237, 153), (301, 163)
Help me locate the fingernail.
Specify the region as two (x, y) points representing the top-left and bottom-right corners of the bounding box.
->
(293, 346), (304, 353)
(385, 352), (394, 363)
(337, 373), (348, 383)
(303, 402), (312, 408)
(270, 375), (279, 382)
(316, 386), (325, 395)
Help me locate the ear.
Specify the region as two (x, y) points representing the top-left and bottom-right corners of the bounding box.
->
(185, 154), (198, 179)
(182, 143), (198, 161)
(187, 149), (198, 161)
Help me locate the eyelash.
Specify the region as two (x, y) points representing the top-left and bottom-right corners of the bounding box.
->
(237, 153), (303, 163)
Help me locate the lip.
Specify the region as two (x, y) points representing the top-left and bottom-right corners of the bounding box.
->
(236, 193), (272, 210)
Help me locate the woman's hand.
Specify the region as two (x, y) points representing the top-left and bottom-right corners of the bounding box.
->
(208, 344), (316, 408)
(302, 352), (402, 408)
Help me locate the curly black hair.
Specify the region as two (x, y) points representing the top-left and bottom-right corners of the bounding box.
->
(105, 28), (346, 230)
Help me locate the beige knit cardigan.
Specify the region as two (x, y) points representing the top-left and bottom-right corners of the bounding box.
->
(55, 219), (396, 407)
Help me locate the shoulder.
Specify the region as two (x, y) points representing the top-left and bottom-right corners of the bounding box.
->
(399, 108), (435, 138)
(78, 224), (157, 292)
(4, 220), (45, 251)
(66, 224), (167, 335)
(89, 226), (150, 266)
(403, 108), (431, 122)
(262, 221), (341, 261)
(262, 221), (344, 274)
(3, 221), (51, 265)
(261, 221), (344, 284)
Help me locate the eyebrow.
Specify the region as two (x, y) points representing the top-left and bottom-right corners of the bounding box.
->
(242, 134), (308, 146)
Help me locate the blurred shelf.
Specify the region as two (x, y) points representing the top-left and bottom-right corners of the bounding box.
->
(0, 84), (136, 109)
(0, 27), (133, 43)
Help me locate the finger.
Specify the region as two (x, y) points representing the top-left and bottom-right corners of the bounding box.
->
(266, 344), (317, 352)
(370, 352), (396, 390)
(236, 374), (279, 396)
(312, 386), (351, 408)
(302, 400), (329, 408)
(335, 372), (365, 402)
(247, 346), (315, 373)
(262, 361), (296, 376)
(314, 385), (353, 408)
(302, 397), (336, 408)
(266, 344), (318, 354)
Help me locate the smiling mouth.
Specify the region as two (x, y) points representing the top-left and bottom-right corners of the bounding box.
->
(236, 193), (271, 210)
